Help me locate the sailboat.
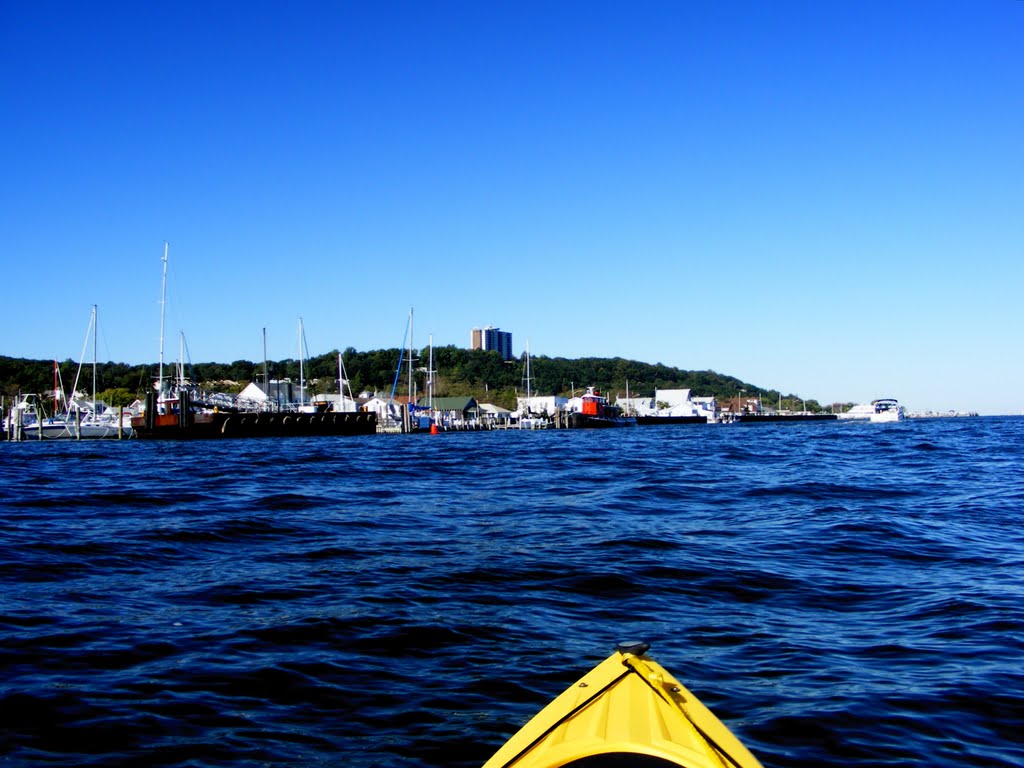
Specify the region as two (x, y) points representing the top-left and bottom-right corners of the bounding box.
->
(518, 341), (549, 429)
(425, 334), (437, 430)
(14, 306), (131, 439)
(385, 306), (423, 431)
(296, 317), (319, 413)
(335, 351), (357, 413)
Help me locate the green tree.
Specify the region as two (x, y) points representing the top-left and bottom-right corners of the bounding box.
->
(97, 388), (136, 407)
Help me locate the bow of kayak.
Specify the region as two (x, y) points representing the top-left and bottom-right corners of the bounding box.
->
(482, 642), (764, 768)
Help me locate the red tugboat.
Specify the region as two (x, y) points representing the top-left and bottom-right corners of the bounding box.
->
(567, 387), (637, 428)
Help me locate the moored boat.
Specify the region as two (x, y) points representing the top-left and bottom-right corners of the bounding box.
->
(131, 390), (377, 439)
(635, 414), (707, 425)
(622, 389), (714, 426)
(2, 393), (131, 441)
(565, 387), (636, 428)
(4, 307), (134, 440)
(735, 412), (837, 424)
(482, 642), (763, 768)
(516, 341), (553, 429)
(21, 411), (130, 440)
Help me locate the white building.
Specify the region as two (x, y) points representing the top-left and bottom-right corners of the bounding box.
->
(361, 396), (397, 421)
(515, 395), (568, 417)
(616, 389), (716, 419)
(309, 393), (362, 413)
(237, 382), (270, 410)
(479, 403), (513, 425)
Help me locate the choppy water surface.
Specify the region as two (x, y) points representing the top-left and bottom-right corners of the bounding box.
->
(2, 417), (1022, 767)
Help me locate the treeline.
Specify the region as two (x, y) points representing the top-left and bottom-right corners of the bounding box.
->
(0, 348), (827, 412)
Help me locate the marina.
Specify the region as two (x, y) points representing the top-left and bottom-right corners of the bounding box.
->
(5, 386), (967, 440)
(0, 250), (973, 441)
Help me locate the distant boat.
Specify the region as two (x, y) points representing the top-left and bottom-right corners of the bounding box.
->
(734, 412), (837, 424)
(4, 392), (130, 441)
(869, 398), (905, 423)
(838, 402), (876, 420)
(517, 341), (550, 429)
(4, 307), (132, 440)
(839, 398), (905, 422)
(626, 388), (712, 425)
(565, 387), (636, 428)
(130, 245), (374, 440)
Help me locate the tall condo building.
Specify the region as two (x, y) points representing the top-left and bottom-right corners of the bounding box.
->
(470, 326), (513, 361)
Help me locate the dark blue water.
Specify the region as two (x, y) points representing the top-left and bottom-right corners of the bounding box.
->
(2, 418), (1022, 767)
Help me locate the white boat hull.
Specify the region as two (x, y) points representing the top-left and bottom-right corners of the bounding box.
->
(870, 410), (904, 423)
(13, 418), (132, 440)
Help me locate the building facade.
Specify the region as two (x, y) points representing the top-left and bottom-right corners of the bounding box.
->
(470, 325), (513, 361)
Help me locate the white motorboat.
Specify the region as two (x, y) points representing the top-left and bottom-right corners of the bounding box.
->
(870, 398), (905, 423)
(839, 398), (905, 422)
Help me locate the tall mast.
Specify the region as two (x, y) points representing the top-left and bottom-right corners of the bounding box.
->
(428, 334), (434, 411)
(262, 327), (268, 395)
(407, 306), (414, 405)
(298, 318), (305, 409)
(158, 242), (168, 395)
(92, 304), (97, 409)
(526, 340), (532, 400)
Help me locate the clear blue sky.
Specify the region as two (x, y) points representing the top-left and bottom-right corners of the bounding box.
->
(2, 2), (1021, 414)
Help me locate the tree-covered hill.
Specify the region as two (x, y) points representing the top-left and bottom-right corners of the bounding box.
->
(0, 348), (828, 412)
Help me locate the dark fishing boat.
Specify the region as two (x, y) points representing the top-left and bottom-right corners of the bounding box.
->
(130, 244), (376, 440)
(131, 391), (376, 440)
(634, 414), (707, 425)
(734, 412), (837, 424)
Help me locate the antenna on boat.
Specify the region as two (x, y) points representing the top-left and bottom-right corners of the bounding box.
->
(158, 242), (168, 397)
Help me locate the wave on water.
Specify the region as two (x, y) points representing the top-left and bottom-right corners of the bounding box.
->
(1, 419), (1023, 766)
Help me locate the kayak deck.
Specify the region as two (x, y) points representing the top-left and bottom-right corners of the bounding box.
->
(482, 642), (763, 768)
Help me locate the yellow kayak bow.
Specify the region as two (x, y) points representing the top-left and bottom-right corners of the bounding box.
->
(482, 642), (764, 768)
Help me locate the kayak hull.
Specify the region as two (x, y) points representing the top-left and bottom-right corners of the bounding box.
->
(482, 643), (763, 768)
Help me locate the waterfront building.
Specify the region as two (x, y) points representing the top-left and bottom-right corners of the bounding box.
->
(428, 396), (480, 427)
(515, 395), (568, 417)
(617, 389), (717, 420)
